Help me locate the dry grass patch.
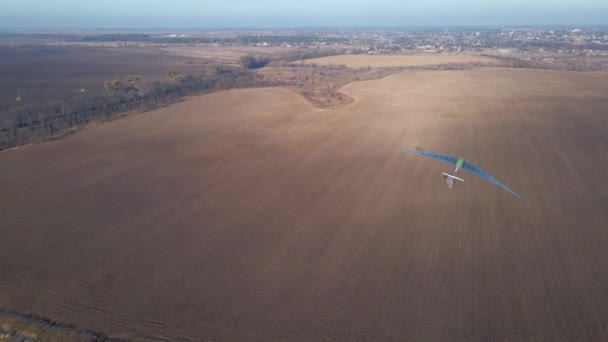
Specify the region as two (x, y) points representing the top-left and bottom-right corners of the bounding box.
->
(300, 53), (494, 68)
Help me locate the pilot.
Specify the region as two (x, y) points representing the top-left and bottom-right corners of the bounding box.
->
(443, 174), (454, 189)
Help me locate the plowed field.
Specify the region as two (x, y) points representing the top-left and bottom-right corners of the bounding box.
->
(1, 69), (608, 341)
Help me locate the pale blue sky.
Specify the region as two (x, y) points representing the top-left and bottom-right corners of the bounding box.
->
(1, 0), (607, 28)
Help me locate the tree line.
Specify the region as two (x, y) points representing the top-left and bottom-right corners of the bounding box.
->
(239, 48), (351, 69)
(0, 67), (282, 151)
(0, 33), (349, 45)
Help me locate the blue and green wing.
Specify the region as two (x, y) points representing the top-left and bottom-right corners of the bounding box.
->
(459, 161), (524, 200)
(396, 149), (460, 168)
(397, 148), (524, 200)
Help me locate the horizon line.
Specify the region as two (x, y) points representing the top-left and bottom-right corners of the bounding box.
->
(2, 24), (608, 32)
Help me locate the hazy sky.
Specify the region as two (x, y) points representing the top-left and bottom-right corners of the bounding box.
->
(2, 0), (607, 28)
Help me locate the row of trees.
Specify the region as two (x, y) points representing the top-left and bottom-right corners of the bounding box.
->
(239, 48), (348, 69)
(235, 35), (348, 45)
(278, 48), (348, 62)
(0, 33), (349, 45)
(0, 67), (282, 151)
(484, 54), (608, 71)
(0, 33), (346, 46)
(514, 40), (608, 52)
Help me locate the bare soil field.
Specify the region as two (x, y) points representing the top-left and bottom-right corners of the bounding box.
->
(1, 69), (608, 341)
(300, 53), (495, 68)
(162, 45), (294, 65)
(0, 47), (208, 110)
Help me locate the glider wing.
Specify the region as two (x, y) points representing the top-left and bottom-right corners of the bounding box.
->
(396, 148), (460, 168)
(459, 160), (524, 200)
(397, 148), (524, 200)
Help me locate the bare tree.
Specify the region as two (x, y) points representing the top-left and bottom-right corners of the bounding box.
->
(165, 70), (182, 82)
(104, 80), (122, 96)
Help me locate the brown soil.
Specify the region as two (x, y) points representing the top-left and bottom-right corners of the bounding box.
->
(301, 53), (494, 68)
(162, 45), (295, 65)
(0, 47), (208, 110)
(1, 69), (608, 341)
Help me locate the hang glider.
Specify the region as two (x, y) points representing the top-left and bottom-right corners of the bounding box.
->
(397, 148), (524, 200)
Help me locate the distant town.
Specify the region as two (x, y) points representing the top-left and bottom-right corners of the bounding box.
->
(2, 27), (608, 55)
(225, 27), (608, 55)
